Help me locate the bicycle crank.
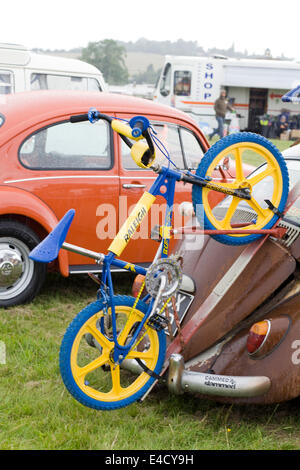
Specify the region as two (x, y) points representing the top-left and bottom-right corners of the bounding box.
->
(145, 255), (183, 299)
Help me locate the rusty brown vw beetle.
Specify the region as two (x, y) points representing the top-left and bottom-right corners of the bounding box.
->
(162, 145), (300, 405)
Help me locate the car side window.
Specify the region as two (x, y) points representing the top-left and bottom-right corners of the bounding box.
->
(180, 127), (204, 169)
(31, 73), (102, 91)
(174, 71), (192, 96)
(19, 120), (112, 170)
(0, 70), (14, 94)
(121, 122), (185, 170)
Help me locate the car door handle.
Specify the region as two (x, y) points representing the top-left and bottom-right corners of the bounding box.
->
(122, 184), (146, 189)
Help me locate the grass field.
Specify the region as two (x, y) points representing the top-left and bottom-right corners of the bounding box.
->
(1, 273), (300, 450)
(207, 138), (294, 166)
(0, 138), (299, 450)
(269, 139), (294, 153)
(208, 138), (293, 153)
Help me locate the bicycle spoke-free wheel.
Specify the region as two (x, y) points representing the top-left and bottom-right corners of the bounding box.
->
(192, 132), (289, 245)
(60, 295), (166, 410)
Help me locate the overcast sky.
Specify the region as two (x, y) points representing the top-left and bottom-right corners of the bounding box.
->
(2, 0), (300, 60)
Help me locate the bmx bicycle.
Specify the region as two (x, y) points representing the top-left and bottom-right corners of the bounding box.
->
(30, 108), (290, 410)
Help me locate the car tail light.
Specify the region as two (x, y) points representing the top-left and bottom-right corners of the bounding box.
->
(247, 320), (270, 355)
(132, 274), (146, 298)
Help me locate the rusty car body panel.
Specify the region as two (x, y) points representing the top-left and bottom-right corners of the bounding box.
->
(165, 157), (300, 404)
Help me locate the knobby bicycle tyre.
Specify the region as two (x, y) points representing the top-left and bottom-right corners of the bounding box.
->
(59, 295), (166, 410)
(192, 132), (289, 245)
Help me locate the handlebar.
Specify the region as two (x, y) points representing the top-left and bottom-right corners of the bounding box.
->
(70, 109), (155, 169)
(68, 108), (251, 198)
(70, 109), (113, 125)
(70, 113), (90, 123)
(111, 119), (143, 141)
(70, 110), (150, 138)
(70, 109), (135, 150)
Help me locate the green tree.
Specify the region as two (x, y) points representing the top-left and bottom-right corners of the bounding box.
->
(81, 39), (129, 85)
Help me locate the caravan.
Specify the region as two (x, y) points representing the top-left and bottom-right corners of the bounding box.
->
(153, 55), (300, 135)
(0, 43), (106, 94)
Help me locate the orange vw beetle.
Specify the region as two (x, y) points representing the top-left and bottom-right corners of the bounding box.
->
(0, 90), (246, 307)
(0, 90), (211, 306)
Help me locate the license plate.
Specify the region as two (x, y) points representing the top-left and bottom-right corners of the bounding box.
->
(156, 291), (194, 336)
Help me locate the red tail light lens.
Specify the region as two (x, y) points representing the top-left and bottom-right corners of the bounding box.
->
(247, 320), (270, 355)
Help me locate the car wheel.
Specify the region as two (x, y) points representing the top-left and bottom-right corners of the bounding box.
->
(0, 220), (47, 307)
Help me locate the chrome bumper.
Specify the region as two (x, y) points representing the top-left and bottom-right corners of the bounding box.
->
(168, 354), (271, 398)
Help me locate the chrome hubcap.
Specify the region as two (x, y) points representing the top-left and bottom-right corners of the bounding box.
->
(0, 239), (34, 300)
(0, 250), (23, 287)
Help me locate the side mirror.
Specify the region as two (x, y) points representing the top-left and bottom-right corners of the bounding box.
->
(160, 87), (170, 97)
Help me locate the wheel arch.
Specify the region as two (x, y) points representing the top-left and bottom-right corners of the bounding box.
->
(0, 186), (69, 276)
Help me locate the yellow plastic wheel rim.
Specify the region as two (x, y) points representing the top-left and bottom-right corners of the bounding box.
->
(70, 305), (160, 402)
(202, 142), (283, 237)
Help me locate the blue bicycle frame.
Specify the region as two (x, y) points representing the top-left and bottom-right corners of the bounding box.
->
(97, 165), (181, 365)
(29, 164), (183, 366)
(29, 108), (253, 366)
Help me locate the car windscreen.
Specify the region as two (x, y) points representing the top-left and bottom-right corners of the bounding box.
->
(121, 122), (204, 171)
(248, 159), (300, 196)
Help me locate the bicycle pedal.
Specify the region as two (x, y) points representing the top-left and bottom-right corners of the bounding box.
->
(148, 313), (169, 331)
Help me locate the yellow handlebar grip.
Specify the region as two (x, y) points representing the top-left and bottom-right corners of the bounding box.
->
(111, 119), (142, 141)
(131, 141), (155, 168)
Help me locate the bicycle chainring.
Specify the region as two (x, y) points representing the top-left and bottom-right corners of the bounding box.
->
(145, 255), (183, 299)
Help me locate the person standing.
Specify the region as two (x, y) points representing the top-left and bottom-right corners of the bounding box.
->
(277, 115), (289, 137)
(209, 89), (234, 140)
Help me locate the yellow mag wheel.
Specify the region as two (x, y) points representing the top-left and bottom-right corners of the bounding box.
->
(192, 132), (289, 245)
(59, 295), (166, 410)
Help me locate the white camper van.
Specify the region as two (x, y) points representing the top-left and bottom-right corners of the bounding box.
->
(0, 43), (106, 94)
(153, 55), (300, 134)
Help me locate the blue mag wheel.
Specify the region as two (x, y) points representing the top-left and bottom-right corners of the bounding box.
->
(59, 295), (166, 410)
(192, 132), (289, 245)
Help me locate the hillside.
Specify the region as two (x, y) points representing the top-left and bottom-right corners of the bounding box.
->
(34, 38), (293, 85)
(125, 52), (164, 75)
(42, 49), (164, 77)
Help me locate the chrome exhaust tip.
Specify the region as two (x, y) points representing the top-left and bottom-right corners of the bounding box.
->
(120, 358), (144, 375)
(168, 354), (271, 398)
